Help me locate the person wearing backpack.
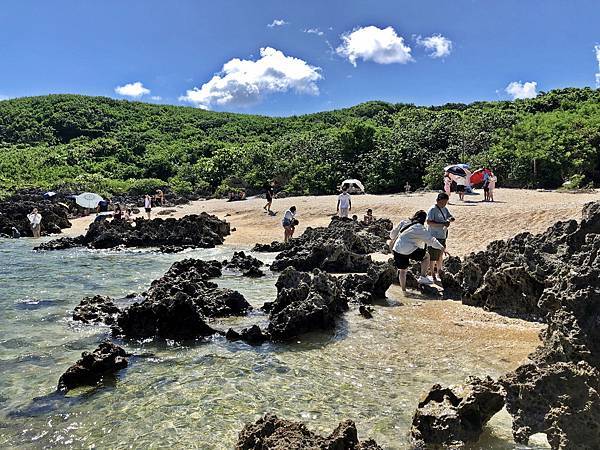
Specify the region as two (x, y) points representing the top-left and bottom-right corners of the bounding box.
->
(389, 210), (445, 292)
(427, 192), (455, 282)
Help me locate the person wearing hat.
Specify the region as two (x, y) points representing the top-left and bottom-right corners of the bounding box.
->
(426, 192), (454, 281)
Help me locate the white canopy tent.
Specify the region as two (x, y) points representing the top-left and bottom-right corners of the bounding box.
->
(341, 179), (365, 194)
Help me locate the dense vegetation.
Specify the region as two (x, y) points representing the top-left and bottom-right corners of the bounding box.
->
(1, 88), (599, 198)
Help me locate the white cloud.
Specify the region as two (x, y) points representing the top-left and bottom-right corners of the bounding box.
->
(416, 34), (453, 58)
(150, 96), (162, 101)
(304, 28), (324, 36)
(268, 19), (288, 28)
(336, 26), (413, 67)
(179, 47), (322, 109)
(114, 81), (150, 98)
(594, 44), (600, 87)
(505, 81), (538, 99)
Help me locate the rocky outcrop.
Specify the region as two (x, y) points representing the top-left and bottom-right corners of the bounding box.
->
(410, 377), (505, 448)
(223, 251), (265, 277)
(338, 261), (397, 304)
(267, 268), (349, 341)
(113, 258), (249, 340)
(225, 325), (269, 345)
(58, 342), (128, 392)
(73, 295), (120, 325)
(35, 213), (230, 251)
(255, 217), (391, 273)
(236, 413), (382, 450)
(0, 199), (71, 237)
(435, 202), (600, 449)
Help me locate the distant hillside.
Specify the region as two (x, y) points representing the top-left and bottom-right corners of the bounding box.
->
(1, 88), (599, 197)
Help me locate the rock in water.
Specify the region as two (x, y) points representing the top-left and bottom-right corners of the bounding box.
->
(73, 295), (120, 325)
(36, 213), (229, 251)
(268, 268), (348, 340)
(57, 342), (128, 392)
(410, 376), (505, 448)
(236, 413), (382, 449)
(223, 251), (265, 277)
(225, 325), (269, 345)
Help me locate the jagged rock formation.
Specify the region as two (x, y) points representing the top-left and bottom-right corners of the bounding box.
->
(436, 201), (600, 449)
(223, 251), (265, 277)
(253, 217), (392, 273)
(236, 413), (382, 450)
(338, 261), (397, 304)
(225, 325), (269, 345)
(0, 198), (71, 237)
(58, 342), (128, 392)
(410, 377), (504, 448)
(73, 295), (120, 325)
(35, 213), (229, 251)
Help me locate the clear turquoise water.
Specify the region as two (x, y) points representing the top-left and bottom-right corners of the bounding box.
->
(0, 238), (549, 449)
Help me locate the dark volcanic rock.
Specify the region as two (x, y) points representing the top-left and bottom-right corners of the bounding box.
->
(338, 261), (397, 303)
(113, 258), (249, 340)
(73, 295), (120, 325)
(256, 217), (391, 273)
(35, 213), (230, 251)
(225, 325), (269, 345)
(58, 342), (128, 392)
(410, 376), (505, 448)
(0, 198), (71, 237)
(268, 268), (349, 341)
(236, 413), (382, 450)
(223, 251), (265, 277)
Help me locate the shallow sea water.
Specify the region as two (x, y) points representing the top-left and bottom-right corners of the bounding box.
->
(0, 238), (550, 449)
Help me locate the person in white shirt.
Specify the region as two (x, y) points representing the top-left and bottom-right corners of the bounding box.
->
(337, 187), (351, 218)
(488, 173), (497, 202)
(27, 208), (42, 238)
(455, 175), (467, 201)
(389, 210), (445, 292)
(144, 194), (152, 219)
(282, 206), (297, 242)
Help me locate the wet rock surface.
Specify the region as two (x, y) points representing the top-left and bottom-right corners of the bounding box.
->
(223, 251), (265, 277)
(254, 217), (392, 273)
(73, 295), (120, 325)
(410, 376), (505, 448)
(58, 342), (128, 392)
(236, 413), (382, 450)
(225, 325), (269, 345)
(437, 201), (600, 449)
(35, 213), (230, 251)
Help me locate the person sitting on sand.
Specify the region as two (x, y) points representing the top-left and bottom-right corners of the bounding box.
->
(144, 194), (152, 219)
(337, 186), (351, 218)
(426, 192), (455, 282)
(389, 210), (445, 292)
(363, 208), (375, 225)
(488, 173), (497, 202)
(282, 206), (297, 242)
(27, 208), (42, 238)
(123, 207), (133, 222)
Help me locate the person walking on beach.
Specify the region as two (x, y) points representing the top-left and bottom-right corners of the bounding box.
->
(427, 192), (454, 281)
(282, 206), (297, 242)
(389, 210), (444, 292)
(337, 186), (351, 218)
(27, 208), (42, 238)
(488, 173), (497, 202)
(144, 194), (152, 219)
(264, 182), (274, 214)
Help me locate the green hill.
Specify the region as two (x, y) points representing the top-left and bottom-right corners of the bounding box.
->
(1, 88), (599, 197)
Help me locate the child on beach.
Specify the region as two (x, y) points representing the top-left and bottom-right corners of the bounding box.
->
(363, 209), (374, 225)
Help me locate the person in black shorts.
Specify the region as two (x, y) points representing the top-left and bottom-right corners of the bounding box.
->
(389, 210), (445, 292)
(264, 182), (274, 214)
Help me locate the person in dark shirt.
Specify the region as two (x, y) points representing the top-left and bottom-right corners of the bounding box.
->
(263, 182), (275, 214)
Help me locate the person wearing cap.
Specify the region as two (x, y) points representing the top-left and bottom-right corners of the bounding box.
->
(426, 192), (454, 281)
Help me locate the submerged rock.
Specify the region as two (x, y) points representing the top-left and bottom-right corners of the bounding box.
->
(410, 376), (505, 448)
(225, 325), (269, 345)
(58, 342), (128, 392)
(236, 413), (382, 450)
(223, 251), (265, 277)
(73, 295), (120, 325)
(35, 213), (230, 251)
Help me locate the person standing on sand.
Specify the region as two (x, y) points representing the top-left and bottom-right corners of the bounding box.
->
(282, 206), (297, 242)
(144, 194), (152, 220)
(455, 174), (467, 201)
(389, 210), (444, 292)
(426, 192), (454, 282)
(444, 173), (452, 197)
(488, 173), (497, 202)
(27, 208), (42, 238)
(337, 187), (351, 218)
(264, 182), (274, 214)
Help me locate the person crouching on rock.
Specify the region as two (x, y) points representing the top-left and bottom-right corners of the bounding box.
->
(282, 206), (297, 242)
(389, 210), (445, 292)
(27, 208), (42, 238)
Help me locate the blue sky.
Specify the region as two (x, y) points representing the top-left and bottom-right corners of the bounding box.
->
(1, 0), (599, 116)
